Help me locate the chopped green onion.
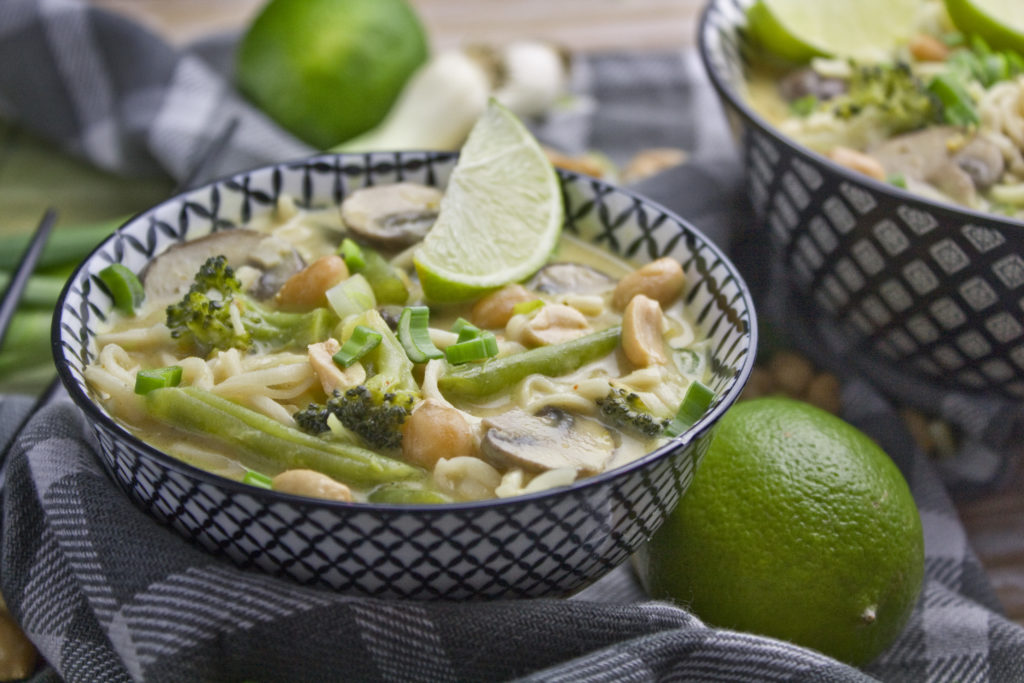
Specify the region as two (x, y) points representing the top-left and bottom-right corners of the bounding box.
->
(940, 31), (965, 47)
(397, 306), (444, 363)
(789, 94), (818, 117)
(512, 299), (545, 316)
(325, 273), (376, 319)
(663, 380), (715, 437)
(354, 245), (408, 305)
(333, 324), (382, 368)
(450, 317), (481, 339)
(134, 365), (183, 395)
(338, 238), (366, 271)
(98, 264), (144, 315)
(927, 74), (979, 127)
(242, 470), (273, 489)
(444, 332), (499, 364)
(887, 172), (907, 189)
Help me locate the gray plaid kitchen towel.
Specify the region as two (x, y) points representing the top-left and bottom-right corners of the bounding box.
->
(1, 0), (1023, 681)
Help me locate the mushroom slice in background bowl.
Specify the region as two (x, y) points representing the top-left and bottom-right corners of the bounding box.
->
(52, 151), (756, 599)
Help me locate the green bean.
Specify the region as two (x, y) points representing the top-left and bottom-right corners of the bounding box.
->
(146, 386), (422, 487)
(438, 325), (621, 400)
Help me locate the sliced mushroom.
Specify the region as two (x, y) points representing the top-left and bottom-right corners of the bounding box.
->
(527, 262), (616, 295)
(952, 134), (1005, 190)
(141, 229), (304, 301)
(867, 126), (983, 206)
(480, 407), (615, 475)
(340, 182), (443, 250)
(778, 67), (847, 102)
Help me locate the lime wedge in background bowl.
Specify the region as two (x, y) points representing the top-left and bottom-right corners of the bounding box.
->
(414, 100), (563, 304)
(944, 0), (1024, 53)
(746, 0), (921, 63)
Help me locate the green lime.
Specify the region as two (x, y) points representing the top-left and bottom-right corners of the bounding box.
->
(945, 0), (1024, 53)
(413, 100), (563, 303)
(747, 0), (920, 63)
(634, 396), (924, 667)
(236, 0), (429, 149)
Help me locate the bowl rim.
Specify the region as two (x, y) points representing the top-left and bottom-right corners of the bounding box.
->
(696, 0), (1024, 231)
(52, 150), (758, 513)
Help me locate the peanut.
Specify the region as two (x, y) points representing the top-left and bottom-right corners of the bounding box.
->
(275, 255), (349, 312)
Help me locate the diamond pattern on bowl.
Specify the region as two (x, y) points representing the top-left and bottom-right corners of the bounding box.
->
(55, 151), (755, 598)
(701, 0), (1024, 398)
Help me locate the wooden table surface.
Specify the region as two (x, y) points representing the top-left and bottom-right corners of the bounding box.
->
(61, 0), (1018, 630)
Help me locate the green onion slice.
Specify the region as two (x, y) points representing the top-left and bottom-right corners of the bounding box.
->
(664, 380), (715, 437)
(445, 331), (499, 364)
(927, 74), (979, 127)
(242, 470), (273, 489)
(333, 324), (382, 368)
(98, 263), (145, 315)
(450, 317), (482, 341)
(134, 365), (183, 395)
(338, 238), (366, 272)
(511, 299), (545, 316)
(397, 306), (444, 363)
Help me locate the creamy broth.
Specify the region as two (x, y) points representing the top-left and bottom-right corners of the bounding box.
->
(743, 0), (1024, 219)
(86, 190), (708, 503)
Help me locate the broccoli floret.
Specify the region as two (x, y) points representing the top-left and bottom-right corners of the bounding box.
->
(832, 62), (938, 134)
(293, 309), (421, 450)
(293, 386), (417, 450)
(166, 255), (337, 355)
(596, 387), (668, 438)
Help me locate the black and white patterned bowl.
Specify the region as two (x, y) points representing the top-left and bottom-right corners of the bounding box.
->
(700, 0), (1024, 400)
(53, 152), (756, 599)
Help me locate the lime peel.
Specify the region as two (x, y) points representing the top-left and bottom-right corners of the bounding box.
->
(748, 0), (921, 63)
(414, 100), (563, 303)
(944, 0), (1024, 53)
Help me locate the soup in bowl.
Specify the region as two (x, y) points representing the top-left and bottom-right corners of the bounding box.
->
(54, 151), (756, 598)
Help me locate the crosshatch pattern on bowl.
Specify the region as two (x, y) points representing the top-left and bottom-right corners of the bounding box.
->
(701, 0), (1024, 399)
(54, 151), (755, 599)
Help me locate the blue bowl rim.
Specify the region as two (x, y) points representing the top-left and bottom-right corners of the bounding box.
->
(52, 150), (759, 514)
(695, 0), (1024, 231)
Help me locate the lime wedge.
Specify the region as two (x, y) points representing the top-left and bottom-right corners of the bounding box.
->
(945, 0), (1024, 53)
(413, 100), (563, 303)
(747, 0), (920, 63)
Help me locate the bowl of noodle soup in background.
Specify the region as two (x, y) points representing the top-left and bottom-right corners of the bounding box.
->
(700, 0), (1024, 399)
(53, 151), (756, 599)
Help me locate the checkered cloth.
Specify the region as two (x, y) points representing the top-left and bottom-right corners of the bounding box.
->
(1, 1), (1023, 681)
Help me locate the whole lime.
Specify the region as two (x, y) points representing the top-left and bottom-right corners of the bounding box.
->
(944, 0), (1024, 54)
(634, 396), (924, 667)
(236, 0), (429, 149)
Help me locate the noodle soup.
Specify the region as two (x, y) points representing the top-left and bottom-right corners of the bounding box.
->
(85, 188), (711, 504)
(745, 0), (1024, 220)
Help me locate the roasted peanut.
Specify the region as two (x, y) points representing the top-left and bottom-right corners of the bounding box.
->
(612, 257), (685, 310)
(908, 33), (949, 62)
(402, 399), (477, 469)
(272, 469), (353, 502)
(805, 372), (841, 414)
(470, 284), (534, 329)
(827, 146), (887, 181)
(622, 294), (668, 367)
(275, 255), (349, 312)
(0, 599), (37, 680)
(767, 350), (815, 397)
(521, 304), (590, 346)
(307, 339), (366, 395)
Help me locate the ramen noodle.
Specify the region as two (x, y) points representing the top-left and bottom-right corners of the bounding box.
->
(85, 187), (710, 504)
